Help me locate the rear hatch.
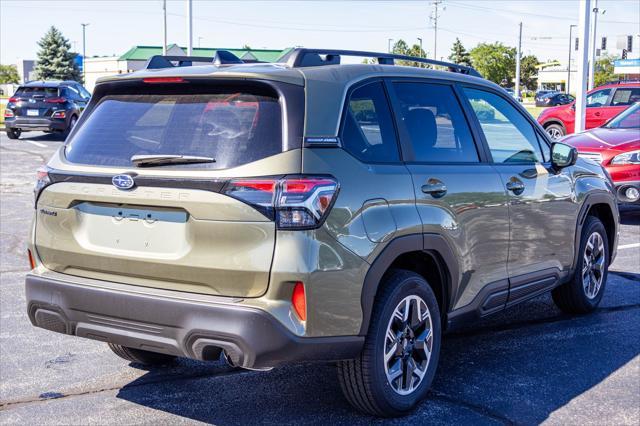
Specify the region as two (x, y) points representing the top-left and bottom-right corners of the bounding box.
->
(34, 78), (303, 297)
(13, 86), (64, 119)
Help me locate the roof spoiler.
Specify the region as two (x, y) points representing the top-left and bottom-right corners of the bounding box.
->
(144, 50), (245, 69)
(275, 48), (482, 77)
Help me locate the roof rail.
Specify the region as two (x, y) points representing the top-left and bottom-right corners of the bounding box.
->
(144, 50), (245, 70)
(603, 79), (640, 85)
(276, 48), (482, 77)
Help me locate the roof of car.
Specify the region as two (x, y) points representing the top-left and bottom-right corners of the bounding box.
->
(21, 80), (78, 88)
(94, 54), (500, 138)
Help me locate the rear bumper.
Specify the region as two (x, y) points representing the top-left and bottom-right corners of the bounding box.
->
(25, 273), (363, 369)
(5, 117), (66, 131)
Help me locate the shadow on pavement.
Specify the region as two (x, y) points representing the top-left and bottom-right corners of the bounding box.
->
(620, 207), (640, 226)
(17, 132), (66, 143)
(116, 285), (640, 425)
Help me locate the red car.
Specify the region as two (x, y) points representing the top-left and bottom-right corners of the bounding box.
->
(537, 81), (640, 140)
(561, 102), (640, 204)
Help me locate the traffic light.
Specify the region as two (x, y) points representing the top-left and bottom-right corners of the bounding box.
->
(601, 37), (607, 50)
(627, 35), (633, 52)
(622, 49), (628, 59)
(575, 37), (579, 51)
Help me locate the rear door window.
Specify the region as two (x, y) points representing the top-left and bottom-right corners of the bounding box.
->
(611, 88), (640, 106)
(65, 91), (283, 169)
(392, 82), (479, 163)
(341, 81), (400, 163)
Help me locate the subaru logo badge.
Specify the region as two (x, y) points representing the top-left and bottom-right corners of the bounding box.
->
(112, 174), (135, 190)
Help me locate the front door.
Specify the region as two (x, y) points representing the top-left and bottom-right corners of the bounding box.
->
(388, 80), (510, 311)
(461, 87), (578, 292)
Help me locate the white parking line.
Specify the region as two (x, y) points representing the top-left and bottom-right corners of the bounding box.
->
(23, 140), (47, 148)
(618, 243), (640, 250)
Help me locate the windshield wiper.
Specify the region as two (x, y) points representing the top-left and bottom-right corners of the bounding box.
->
(131, 154), (216, 167)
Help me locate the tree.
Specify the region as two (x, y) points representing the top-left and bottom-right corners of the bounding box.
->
(520, 55), (540, 91)
(594, 55), (616, 87)
(0, 64), (20, 84)
(34, 26), (82, 82)
(469, 42), (516, 85)
(448, 38), (472, 67)
(392, 39), (428, 67)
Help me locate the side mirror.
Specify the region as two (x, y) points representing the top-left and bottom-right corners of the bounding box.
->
(551, 142), (578, 169)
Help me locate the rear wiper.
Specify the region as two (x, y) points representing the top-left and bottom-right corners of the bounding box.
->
(131, 154), (216, 167)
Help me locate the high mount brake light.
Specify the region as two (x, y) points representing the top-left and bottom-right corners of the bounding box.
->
(223, 176), (339, 229)
(142, 77), (186, 84)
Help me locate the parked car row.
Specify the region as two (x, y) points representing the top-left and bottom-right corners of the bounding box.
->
(3, 80), (91, 139)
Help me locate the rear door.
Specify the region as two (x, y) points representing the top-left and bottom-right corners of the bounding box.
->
(608, 86), (640, 120)
(388, 80), (510, 312)
(461, 86), (577, 293)
(35, 80), (303, 297)
(585, 88), (613, 129)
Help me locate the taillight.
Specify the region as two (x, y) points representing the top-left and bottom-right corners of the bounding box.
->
(292, 282), (306, 321)
(4, 109), (14, 118)
(34, 166), (52, 206)
(51, 110), (66, 119)
(8, 96), (20, 103)
(223, 176), (339, 229)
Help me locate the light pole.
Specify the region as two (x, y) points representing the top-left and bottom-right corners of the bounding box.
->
(575, 0), (592, 133)
(567, 24), (577, 94)
(81, 23), (89, 83)
(515, 22), (522, 99)
(588, 1), (605, 90)
(162, 0), (167, 55)
(187, 0), (193, 55)
(417, 37), (423, 57)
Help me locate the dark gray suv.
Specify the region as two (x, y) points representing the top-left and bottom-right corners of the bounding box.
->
(26, 49), (619, 417)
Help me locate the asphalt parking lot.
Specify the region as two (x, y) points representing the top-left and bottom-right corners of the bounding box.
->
(1, 131), (638, 425)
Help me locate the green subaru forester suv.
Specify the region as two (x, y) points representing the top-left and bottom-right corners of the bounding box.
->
(26, 49), (619, 417)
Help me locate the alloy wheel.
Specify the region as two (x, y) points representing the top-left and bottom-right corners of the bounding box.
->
(546, 126), (563, 141)
(582, 231), (605, 299)
(383, 295), (433, 395)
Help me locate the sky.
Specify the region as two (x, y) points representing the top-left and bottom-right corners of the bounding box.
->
(1, 0), (639, 65)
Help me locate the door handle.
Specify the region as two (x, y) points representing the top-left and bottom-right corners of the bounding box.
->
(421, 180), (447, 198)
(506, 178), (525, 195)
(594, 111), (601, 116)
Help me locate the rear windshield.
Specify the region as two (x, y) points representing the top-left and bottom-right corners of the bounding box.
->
(15, 87), (59, 97)
(65, 92), (282, 169)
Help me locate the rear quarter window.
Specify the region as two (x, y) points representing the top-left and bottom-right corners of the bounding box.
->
(65, 91), (283, 169)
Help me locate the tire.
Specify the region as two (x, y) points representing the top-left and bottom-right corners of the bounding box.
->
(63, 115), (77, 139)
(337, 269), (441, 417)
(6, 128), (21, 139)
(108, 343), (177, 366)
(552, 215), (609, 314)
(545, 123), (565, 141)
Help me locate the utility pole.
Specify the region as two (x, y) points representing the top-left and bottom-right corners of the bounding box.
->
(388, 38), (394, 53)
(515, 22), (522, 99)
(81, 23), (89, 83)
(187, 0), (193, 55)
(430, 0), (444, 61)
(162, 0), (167, 55)
(567, 24), (577, 94)
(417, 37), (423, 57)
(575, 0), (592, 133)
